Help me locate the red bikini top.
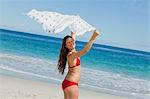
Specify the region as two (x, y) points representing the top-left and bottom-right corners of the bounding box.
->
(67, 52), (80, 68)
(69, 57), (80, 68)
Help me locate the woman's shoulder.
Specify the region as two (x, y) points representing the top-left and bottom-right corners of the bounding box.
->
(67, 51), (76, 57)
(67, 52), (72, 56)
(67, 52), (73, 57)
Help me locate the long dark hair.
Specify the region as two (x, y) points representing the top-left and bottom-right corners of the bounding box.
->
(57, 35), (72, 75)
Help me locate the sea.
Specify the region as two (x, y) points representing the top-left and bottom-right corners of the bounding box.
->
(0, 29), (150, 99)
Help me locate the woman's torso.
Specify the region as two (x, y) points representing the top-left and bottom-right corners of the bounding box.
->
(65, 53), (81, 83)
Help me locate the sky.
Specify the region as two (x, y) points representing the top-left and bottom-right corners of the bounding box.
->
(0, 0), (149, 52)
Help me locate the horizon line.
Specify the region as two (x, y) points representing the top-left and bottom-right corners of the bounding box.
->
(0, 28), (150, 54)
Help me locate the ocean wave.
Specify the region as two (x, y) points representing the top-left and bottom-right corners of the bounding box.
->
(81, 68), (150, 96)
(0, 65), (61, 82)
(0, 52), (63, 78)
(0, 52), (150, 98)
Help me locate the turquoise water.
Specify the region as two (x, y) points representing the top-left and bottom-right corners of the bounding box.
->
(0, 29), (150, 98)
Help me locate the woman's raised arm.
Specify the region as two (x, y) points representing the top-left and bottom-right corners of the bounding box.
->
(71, 31), (76, 41)
(73, 29), (100, 58)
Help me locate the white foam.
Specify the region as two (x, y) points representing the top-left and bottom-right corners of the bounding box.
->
(0, 52), (64, 79)
(80, 67), (150, 97)
(0, 65), (61, 82)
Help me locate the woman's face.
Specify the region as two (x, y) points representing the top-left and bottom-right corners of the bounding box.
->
(65, 37), (75, 50)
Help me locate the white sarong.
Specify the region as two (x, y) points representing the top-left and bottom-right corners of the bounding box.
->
(27, 9), (96, 36)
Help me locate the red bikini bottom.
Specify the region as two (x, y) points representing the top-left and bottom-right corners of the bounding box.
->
(62, 79), (78, 91)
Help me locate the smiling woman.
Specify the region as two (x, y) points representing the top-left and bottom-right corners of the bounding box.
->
(0, 1), (149, 99)
(57, 30), (100, 99)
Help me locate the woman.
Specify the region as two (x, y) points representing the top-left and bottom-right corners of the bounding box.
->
(57, 29), (100, 99)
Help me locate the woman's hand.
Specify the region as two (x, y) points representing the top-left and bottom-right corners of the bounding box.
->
(89, 29), (100, 41)
(71, 31), (76, 41)
(73, 28), (101, 58)
(94, 29), (100, 36)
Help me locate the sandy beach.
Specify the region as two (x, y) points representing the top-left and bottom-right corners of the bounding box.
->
(0, 75), (132, 99)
